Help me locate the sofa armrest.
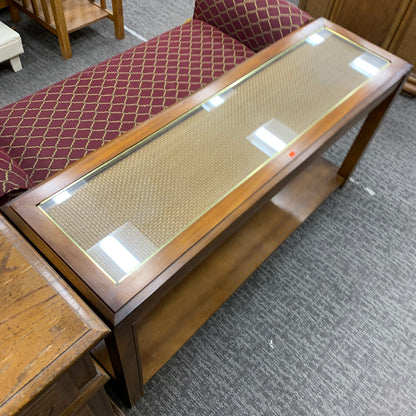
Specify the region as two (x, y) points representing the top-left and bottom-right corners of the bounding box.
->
(193, 0), (311, 52)
(0, 148), (34, 204)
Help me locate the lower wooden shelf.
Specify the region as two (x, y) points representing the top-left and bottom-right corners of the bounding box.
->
(92, 157), (344, 384)
(61, 0), (110, 33)
(13, 0), (109, 33)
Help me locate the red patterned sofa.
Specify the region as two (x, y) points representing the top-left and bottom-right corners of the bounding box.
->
(0, 0), (310, 203)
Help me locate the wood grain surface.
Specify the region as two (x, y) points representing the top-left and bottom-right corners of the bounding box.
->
(0, 215), (110, 415)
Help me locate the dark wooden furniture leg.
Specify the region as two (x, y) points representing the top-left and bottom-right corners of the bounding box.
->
(105, 322), (144, 406)
(338, 86), (403, 184)
(7, 0), (20, 22)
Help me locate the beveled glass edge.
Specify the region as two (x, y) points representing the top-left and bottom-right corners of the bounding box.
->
(36, 25), (391, 285)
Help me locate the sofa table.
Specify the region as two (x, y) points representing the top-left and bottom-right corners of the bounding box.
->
(2, 18), (412, 406)
(0, 214), (122, 415)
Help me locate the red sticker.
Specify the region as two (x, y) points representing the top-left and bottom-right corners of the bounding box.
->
(289, 151), (296, 158)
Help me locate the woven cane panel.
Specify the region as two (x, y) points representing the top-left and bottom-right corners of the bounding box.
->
(42, 33), (379, 279)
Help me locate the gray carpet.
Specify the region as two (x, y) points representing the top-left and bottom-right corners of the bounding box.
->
(1, 2), (416, 415)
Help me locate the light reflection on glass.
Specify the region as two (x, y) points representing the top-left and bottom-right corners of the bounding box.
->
(86, 222), (158, 284)
(247, 118), (297, 157)
(98, 235), (141, 274)
(202, 95), (226, 112)
(52, 190), (71, 205)
(349, 53), (383, 77)
(306, 33), (325, 46)
(306, 28), (332, 46)
(42, 180), (87, 211)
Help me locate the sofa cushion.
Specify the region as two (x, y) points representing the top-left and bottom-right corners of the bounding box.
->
(0, 19), (254, 186)
(0, 148), (34, 202)
(194, 0), (311, 52)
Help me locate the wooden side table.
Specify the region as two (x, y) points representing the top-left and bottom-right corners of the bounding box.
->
(0, 214), (122, 415)
(7, 0), (124, 59)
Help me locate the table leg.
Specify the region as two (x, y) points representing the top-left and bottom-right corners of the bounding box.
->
(49, 0), (72, 59)
(110, 0), (125, 40)
(337, 88), (399, 185)
(7, 0), (21, 22)
(105, 322), (144, 407)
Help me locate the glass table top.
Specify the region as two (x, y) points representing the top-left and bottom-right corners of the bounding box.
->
(38, 27), (389, 284)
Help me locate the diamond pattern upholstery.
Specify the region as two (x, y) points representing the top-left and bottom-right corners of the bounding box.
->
(0, 19), (253, 187)
(194, 0), (311, 52)
(0, 147), (34, 203)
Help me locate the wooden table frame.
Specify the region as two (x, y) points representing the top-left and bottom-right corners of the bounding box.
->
(2, 18), (412, 406)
